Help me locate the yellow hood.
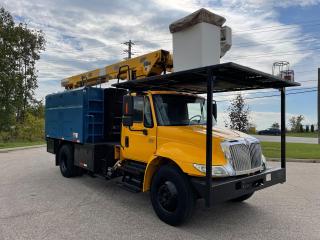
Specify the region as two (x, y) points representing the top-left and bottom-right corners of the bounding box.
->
(156, 125), (254, 167)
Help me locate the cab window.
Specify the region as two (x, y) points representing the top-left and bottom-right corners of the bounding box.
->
(132, 96), (153, 127)
(133, 96), (144, 122)
(144, 97), (153, 128)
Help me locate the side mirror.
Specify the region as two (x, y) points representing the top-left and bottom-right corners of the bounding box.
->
(212, 101), (217, 121)
(122, 95), (134, 127)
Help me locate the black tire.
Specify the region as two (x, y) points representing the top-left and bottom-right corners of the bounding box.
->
(58, 144), (76, 178)
(231, 192), (254, 202)
(150, 165), (195, 226)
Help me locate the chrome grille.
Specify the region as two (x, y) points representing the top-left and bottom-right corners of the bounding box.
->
(230, 144), (251, 171)
(250, 143), (262, 168)
(229, 142), (262, 173)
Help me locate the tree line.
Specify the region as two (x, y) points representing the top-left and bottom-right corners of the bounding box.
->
(225, 94), (315, 134)
(0, 7), (45, 142)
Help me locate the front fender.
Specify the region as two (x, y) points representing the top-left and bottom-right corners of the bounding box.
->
(156, 142), (205, 172)
(142, 142), (226, 192)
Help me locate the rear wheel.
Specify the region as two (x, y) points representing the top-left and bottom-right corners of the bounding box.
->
(58, 144), (77, 178)
(231, 192), (254, 202)
(150, 165), (195, 226)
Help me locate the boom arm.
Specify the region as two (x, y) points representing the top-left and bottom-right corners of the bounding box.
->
(61, 49), (173, 89)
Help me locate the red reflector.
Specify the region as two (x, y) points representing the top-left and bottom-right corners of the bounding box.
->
(125, 103), (128, 114)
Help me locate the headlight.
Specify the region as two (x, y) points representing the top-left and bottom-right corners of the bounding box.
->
(193, 164), (230, 177)
(221, 142), (231, 159)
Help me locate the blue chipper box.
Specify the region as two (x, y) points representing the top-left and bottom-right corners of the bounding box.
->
(45, 87), (104, 144)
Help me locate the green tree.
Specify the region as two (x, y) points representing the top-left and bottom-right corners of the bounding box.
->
(299, 124), (304, 132)
(0, 7), (16, 131)
(306, 125), (310, 132)
(271, 122), (280, 129)
(16, 112), (44, 141)
(0, 7), (45, 131)
(27, 100), (44, 119)
(227, 94), (250, 132)
(289, 115), (304, 132)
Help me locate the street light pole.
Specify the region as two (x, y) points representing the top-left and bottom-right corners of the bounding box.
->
(318, 68), (320, 144)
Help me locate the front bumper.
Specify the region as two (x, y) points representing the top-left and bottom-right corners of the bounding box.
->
(190, 167), (285, 204)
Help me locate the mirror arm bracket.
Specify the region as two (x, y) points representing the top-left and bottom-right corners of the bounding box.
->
(128, 126), (148, 135)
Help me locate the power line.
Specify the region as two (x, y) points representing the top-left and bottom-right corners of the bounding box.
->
(232, 37), (318, 49)
(134, 38), (171, 43)
(41, 47), (319, 63)
(294, 70), (319, 75)
(227, 47), (320, 60)
(299, 79), (318, 83)
(136, 25), (320, 44)
(41, 18), (320, 55)
(45, 33), (317, 54)
(47, 42), (123, 52)
(43, 33), (320, 56)
(234, 18), (320, 33)
(128, 44), (320, 61)
(137, 20), (320, 42)
(36, 23), (320, 75)
(216, 89), (317, 103)
(234, 22), (320, 34)
(214, 86), (317, 98)
(45, 35), (309, 55)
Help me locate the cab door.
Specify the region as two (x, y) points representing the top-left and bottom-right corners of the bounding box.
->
(121, 95), (156, 163)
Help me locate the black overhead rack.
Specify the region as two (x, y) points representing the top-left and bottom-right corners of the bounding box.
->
(113, 62), (300, 207)
(113, 62), (299, 93)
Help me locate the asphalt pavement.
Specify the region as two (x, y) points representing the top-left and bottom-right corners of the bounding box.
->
(0, 147), (319, 240)
(252, 135), (318, 144)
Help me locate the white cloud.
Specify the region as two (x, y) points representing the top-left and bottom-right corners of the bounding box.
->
(1, 0), (318, 126)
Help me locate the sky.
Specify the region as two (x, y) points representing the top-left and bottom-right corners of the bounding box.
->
(1, 0), (319, 130)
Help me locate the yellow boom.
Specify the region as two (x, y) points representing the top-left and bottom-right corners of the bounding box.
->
(61, 49), (173, 89)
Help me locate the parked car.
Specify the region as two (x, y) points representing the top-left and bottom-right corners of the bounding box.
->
(258, 128), (281, 135)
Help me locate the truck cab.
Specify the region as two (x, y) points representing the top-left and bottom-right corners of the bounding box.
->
(121, 91), (266, 187)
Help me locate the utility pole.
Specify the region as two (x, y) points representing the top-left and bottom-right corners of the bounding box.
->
(123, 40), (135, 59)
(318, 68), (320, 144)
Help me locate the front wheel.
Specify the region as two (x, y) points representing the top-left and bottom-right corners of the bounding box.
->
(150, 165), (195, 226)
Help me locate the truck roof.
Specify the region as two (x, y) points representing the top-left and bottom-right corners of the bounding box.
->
(112, 62), (300, 94)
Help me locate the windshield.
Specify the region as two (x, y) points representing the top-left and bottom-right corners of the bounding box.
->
(153, 94), (217, 126)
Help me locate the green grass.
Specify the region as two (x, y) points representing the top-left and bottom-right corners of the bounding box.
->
(286, 132), (318, 138)
(261, 142), (320, 159)
(0, 140), (45, 149)
(1, 140), (319, 160)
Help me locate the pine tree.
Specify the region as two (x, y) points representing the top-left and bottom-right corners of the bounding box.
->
(227, 94), (250, 132)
